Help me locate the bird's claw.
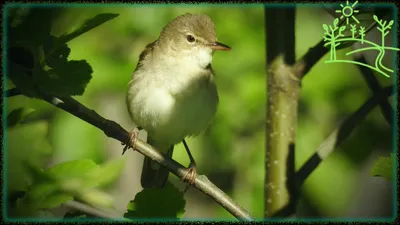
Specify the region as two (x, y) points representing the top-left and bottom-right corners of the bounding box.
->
(122, 128), (140, 155)
(182, 165), (197, 192)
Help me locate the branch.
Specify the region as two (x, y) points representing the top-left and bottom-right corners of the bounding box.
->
(35, 91), (253, 221)
(265, 8), (296, 65)
(293, 39), (328, 79)
(265, 7), (298, 218)
(295, 85), (394, 186)
(5, 88), (22, 97)
(354, 55), (394, 127)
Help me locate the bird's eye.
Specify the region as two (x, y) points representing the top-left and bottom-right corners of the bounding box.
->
(186, 35), (195, 43)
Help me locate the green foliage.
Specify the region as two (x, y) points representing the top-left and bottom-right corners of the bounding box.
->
(125, 183), (186, 220)
(7, 7), (118, 97)
(9, 159), (124, 217)
(7, 107), (36, 128)
(370, 154), (393, 181)
(6, 7), (122, 218)
(6, 6), (394, 220)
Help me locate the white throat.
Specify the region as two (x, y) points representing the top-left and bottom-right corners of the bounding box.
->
(193, 47), (213, 68)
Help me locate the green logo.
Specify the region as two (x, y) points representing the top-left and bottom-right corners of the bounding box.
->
(323, 1), (399, 78)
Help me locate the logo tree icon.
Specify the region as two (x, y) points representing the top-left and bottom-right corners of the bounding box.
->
(323, 18), (346, 61)
(322, 1), (400, 78)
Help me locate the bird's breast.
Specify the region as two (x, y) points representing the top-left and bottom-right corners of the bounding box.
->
(127, 68), (218, 147)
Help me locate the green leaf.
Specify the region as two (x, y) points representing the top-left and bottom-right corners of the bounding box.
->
(46, 159), (99, 180)
(7, 107), (36, 128)
(8, 8), (60, 46)
(27, 182), (58, 199)
(78, 189), (115, 209)
(85, 158), (126, 188)
(7, 54), (39, 98)
(43, 35), (71, 68)
(370, 154), (393, 181)
(124, 183), (185, 219)
(23, 181), (73, 210)
(57, 13), (119, 46)
(38, 192), (74, 210)
(35, 60), (93, 96)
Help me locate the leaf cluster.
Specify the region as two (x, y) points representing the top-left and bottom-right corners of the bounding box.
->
(6, 6), (118, 98)
(8, 159), (125, 218)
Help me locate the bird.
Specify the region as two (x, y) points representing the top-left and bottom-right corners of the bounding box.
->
(125, 13), (231, 188)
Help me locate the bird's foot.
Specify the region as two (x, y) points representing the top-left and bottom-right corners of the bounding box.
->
(182, 163), (197, 192)
(121, 127), (141, 155)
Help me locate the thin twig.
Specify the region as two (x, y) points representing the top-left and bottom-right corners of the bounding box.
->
(296, 85), (394, 186)
(355, 55), (394, 127)
(36, 91), (253, 221)
(5, 88), (22, 97)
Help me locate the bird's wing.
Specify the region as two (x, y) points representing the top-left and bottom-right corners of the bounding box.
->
(134, 40), (158, 72)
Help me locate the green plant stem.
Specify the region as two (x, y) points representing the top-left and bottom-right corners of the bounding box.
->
(265, 56), (300, 217)
(265, 7), (298, 218)
(35, 91), (254, 221)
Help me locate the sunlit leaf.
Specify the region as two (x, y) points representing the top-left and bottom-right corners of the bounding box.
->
(85, 158), (126, 188)
(78, 189), (115, 209)
(46, 159), (98, 180)
(38, 192), (74, 210)
(370, 154), (393, 181)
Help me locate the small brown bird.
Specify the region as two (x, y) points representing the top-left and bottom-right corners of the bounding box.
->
(126, 13), (231, 188)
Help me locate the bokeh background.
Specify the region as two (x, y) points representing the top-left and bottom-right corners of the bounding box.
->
(5, 4), (395, 220)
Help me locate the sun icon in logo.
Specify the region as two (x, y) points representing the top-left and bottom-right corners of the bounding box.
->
(336, 1), (360, 25)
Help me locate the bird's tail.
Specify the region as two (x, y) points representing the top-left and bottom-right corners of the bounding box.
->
(140, 137), (174, 188)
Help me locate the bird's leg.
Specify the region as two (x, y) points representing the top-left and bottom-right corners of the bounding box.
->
(181, 139), (197, 187)
(122, 126), (142, 155)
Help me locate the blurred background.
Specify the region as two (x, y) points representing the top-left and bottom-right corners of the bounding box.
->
(5, 4), (395, 220)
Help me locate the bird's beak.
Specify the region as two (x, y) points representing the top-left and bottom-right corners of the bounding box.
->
(208, 42), (231, 51)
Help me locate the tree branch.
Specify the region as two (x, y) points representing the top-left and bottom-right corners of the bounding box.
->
(265, 7), (298, 218)
(355, 55), (394, 127)
(296, 85), (394, 186)
(36, 91), (253, 221)
(293, 39), (329, 79)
